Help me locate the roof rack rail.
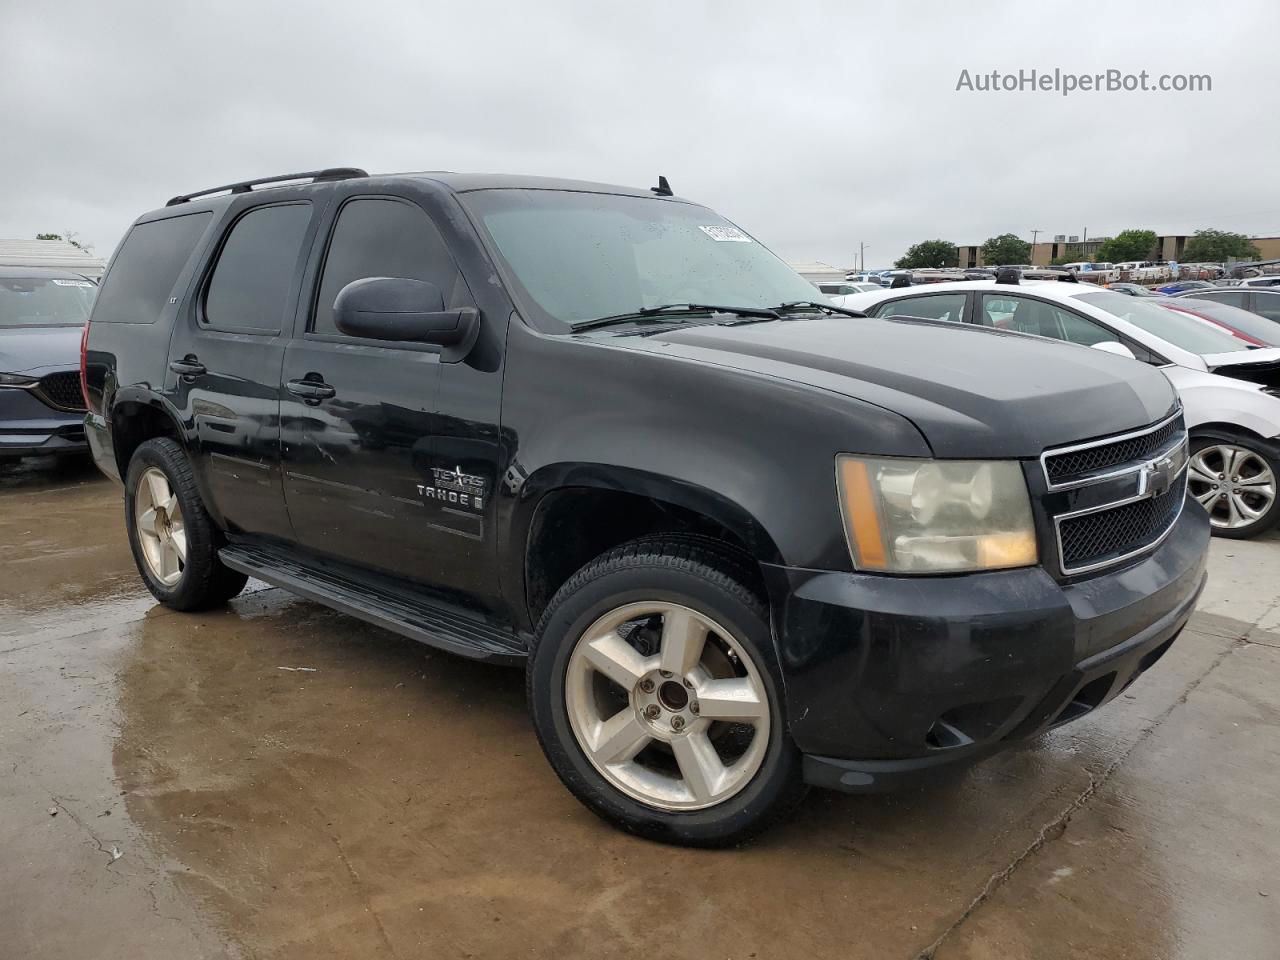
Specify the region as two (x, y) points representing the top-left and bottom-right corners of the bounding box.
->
(166, 167), (368, 206)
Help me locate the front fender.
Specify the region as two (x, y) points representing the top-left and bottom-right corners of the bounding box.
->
(1169, 373), (1280, 441)
(496, 320), (933, 611)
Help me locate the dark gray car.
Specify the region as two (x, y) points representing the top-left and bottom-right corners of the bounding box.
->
(1172, 286), (1280, 326)
(0, 266), (95, 461)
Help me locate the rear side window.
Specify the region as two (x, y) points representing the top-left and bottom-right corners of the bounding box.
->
(204, 202), (312, 332)
(311, 197), (463, 337)
(91, 212), (211, 323)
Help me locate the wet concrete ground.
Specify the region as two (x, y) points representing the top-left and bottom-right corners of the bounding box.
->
(3, 455), (1279, 960)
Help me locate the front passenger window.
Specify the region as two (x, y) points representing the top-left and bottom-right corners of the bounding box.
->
(872, 294), (966, 323)
(1051, 308), (1115, 346)
(312, 198), (463, 337)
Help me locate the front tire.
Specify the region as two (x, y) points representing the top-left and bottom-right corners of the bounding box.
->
(124, 438), (248, 610)
(527, 538), (806, 846)
(1187, 434), (1280, 539)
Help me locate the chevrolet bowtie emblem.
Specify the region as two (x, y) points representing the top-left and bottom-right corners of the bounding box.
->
(1138, 453), (1179, 498)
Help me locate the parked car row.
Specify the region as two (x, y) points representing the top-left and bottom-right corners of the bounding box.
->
(836, 278), (1280, 537)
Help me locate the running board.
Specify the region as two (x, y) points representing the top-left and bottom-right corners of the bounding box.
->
(219, 543), (527, 666)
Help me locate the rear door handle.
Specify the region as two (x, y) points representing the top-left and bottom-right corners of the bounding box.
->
(286, 378), (336, 403)
(169, 358), (206, 377)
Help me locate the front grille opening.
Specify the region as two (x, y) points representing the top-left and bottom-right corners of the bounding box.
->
(1051, 672), (1116, 727)
(925, 696), (1023, 750)
(35, 371), (87, 412)
(1045, 414), (1184, 485)
(1058, 480), (1185, 573)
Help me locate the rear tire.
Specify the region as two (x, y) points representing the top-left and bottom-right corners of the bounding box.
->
(124, 438), (248, 610)
(1188, 433), (1280, 540)
(527, 538), (806, 847)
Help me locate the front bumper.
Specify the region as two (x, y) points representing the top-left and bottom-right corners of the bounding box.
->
(0, 387), (88, 457)
(763, 500), (1209, 792)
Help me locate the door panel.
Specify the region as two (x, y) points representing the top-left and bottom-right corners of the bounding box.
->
(167, 199), (315, 540)
(280, 191), (498, 599)
(279, 339), (443, 572)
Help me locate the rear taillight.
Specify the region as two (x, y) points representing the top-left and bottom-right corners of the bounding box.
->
(79, 321), (91, 410)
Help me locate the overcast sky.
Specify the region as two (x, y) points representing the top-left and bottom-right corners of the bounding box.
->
(3, 0), (1276, 269)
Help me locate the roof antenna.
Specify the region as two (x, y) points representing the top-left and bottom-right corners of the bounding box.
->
(651, 175), (673, 196)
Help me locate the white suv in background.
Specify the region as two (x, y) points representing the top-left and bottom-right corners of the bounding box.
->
(837, 279), (1280, 538)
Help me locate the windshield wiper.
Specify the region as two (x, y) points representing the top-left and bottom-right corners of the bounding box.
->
(570, 303), (781, 332)
(773, 300), (867, 318)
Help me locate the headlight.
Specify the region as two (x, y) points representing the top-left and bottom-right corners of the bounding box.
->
(836, 455), (1037, 574)
(0, 373), (39, 387)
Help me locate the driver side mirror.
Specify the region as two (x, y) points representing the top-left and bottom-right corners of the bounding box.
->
(1090, 340), (1137, 361)
(333, 277), (478, 361)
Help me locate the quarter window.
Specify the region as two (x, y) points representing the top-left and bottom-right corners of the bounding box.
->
(205, 203), (312, 332)
(312, 198), (461, 337)
(92, 212), (212, 324)
(873, 294), (966, 323)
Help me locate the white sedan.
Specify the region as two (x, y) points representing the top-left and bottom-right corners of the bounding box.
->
(836, 279), (1280, 538)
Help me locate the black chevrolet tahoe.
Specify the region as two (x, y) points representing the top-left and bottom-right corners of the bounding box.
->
(84, 168), (1209, 845)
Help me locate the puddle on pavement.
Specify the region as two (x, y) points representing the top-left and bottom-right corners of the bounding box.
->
(110, 589), (1181, 959)
(1, 454), (1181, 959)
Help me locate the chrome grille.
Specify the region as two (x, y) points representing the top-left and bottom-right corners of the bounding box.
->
(1043, 413), (1184, 487)
(1059, 479), (1187, 571)
(1042, 412), (1189, 575)
(34, 371), (86, 412)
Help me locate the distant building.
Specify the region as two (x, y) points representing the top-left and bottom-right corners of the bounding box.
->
(0, 238), (105, 277)
(956, 234), (1280, 268)
(788, 261), (847, 284)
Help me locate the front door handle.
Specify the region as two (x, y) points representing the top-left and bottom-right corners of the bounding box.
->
(286, 378), (336, 404)
(169, 357), (206, 378)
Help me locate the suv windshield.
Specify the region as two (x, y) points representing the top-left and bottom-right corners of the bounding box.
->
(1077, 290), (1251, 356)
(464, 189), (821, 329)
(0, 277), (94, 327)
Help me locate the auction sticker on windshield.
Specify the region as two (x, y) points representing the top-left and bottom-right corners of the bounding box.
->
(698, 225), (752, 242)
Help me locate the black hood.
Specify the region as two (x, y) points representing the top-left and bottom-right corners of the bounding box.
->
(612, 315), (1178, 458)
(0, 325), (84, 376)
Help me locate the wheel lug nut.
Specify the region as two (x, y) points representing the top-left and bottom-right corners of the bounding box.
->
(659, 670), (673, 679)
(671, 716), (685, 731)
(683, 679), (694, 689)
(643, 704), (660, 720)
(639, 679), (655, 693)
(690, 702), (700, 716)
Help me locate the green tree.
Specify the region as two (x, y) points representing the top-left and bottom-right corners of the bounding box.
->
(1180, 229), (1261, 263)
(981, 233), (1031, 266)
(1095, 229), (1158, 263)
(1050, 252), (1084, 266)
(895, 239), (959, 269)
(35, 230), (93, 254)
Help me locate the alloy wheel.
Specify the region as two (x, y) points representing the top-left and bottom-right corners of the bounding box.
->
(564, 601), (770, 811)
(134, 466), (187, 585)
(1187, 444), (1276, 530)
